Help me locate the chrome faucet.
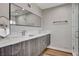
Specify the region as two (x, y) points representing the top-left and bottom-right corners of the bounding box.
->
(22, 30), (26, 36)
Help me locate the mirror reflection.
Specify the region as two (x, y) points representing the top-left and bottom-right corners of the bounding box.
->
(10, 3), (41, 27)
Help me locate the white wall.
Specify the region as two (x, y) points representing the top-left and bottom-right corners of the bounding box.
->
(0, 3), (9, 18)
(42, 4), (72, 52)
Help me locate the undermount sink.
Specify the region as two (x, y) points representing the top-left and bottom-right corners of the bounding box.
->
(28, 34), (35, 37)
(9, 34), (35, 38)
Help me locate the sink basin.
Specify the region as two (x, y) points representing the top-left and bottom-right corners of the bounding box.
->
(8, 34), (35, 38)
(28, 34), (35, 37)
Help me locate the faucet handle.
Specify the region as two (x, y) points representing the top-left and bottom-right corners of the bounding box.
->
(22, 30), (26, 36)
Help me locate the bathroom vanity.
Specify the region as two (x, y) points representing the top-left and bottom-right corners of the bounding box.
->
(0, 3), (50, 56)
(0, 33), (50, 56)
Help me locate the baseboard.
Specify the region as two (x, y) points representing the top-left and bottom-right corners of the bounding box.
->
(47, 46), (72, 53)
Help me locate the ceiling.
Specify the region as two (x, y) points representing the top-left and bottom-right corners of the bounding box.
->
(36, 3), (65, 9)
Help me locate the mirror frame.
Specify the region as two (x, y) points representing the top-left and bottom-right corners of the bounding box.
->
(9, 3), (41, 27)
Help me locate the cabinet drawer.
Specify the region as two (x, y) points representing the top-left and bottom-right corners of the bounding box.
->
(0, 45), (12, 56)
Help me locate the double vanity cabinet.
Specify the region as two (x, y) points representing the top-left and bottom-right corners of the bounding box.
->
(0, 3), (50, 56)
(0, 34), (50, 56)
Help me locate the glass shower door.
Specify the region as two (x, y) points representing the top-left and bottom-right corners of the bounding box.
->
(72, 3), (79, 56)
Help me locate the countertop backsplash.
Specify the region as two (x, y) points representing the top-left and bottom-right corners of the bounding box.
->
(10, 25), (43, 35)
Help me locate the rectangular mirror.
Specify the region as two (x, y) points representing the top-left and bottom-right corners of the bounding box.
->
(10, 3), (41, 27)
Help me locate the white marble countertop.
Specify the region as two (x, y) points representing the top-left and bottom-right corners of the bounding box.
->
(0, 32), (50, 48)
